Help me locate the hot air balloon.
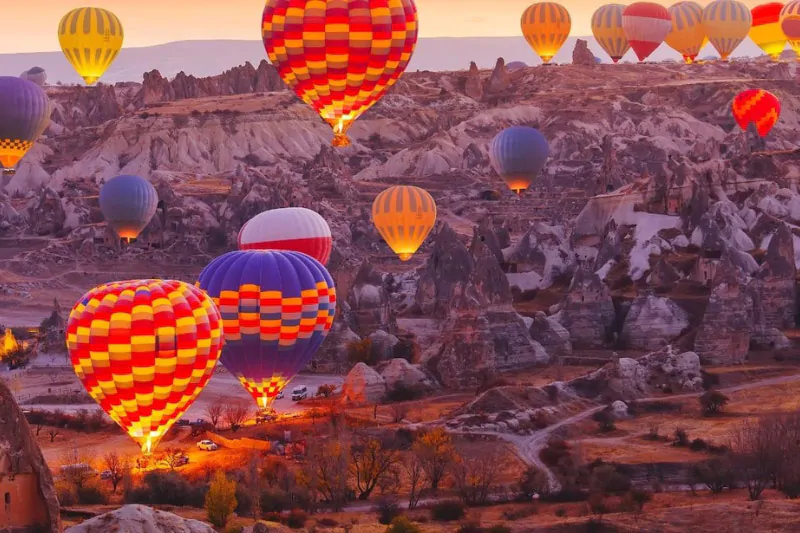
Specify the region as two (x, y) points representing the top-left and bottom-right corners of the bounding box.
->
(622, 2), (672, 62)
(750, 3), (787, 60)
(261, 0), (418, 148)
(371, 186), (437, 261)
(702, 0), (752, 61)
(0, 77), (50, 173)
(521, 2), (572, 64)
(665, 2), (708, 64)
(780, 1), (800, 57)
(196, 250), (336, 409)
(66, 279), (223, 455)
(489, 126), (550, 196)
(58, 7), (124, 85)
(732, 89), (781, 136)
(591, 4), (631, 63)
(99, 175), (159, 242)
(238, 207), (333, 265)
(20, 67), (47, 87)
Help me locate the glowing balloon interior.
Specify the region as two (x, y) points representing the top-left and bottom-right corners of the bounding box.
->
(371, 185), (437, 261)
(66, 280), (223, 455)
(58, 7), (124, 85)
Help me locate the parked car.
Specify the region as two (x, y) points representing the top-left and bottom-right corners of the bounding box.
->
(189, 418), (207, 426)
(291, 385), (308, 401)
(60, 463), (97, 477)
(170, 454), (190, 467)
(197, 440), (219, 451)
(176, 418), (190, 426)
(100, 470), (112, 480)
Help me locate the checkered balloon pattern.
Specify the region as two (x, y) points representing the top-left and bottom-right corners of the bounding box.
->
(732, 89), (781, 137)
(66, 279), (223, 455)
(196, 250), (336, 409)
(261, 0), (418, 145)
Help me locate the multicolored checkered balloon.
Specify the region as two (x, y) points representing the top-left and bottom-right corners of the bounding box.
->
(66, 280), (223, 455)
(732, 89), (781, 137)
(261, 0), (418, 147)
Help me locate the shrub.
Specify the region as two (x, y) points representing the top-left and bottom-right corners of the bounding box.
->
(431, 500), (465, 522)
(55, 480), (77, 506)
(376, 498), (402, 525)
(125, 471), (206, 507)
(673, 427), (689, 447)
(286, 509), (308, 529)
(592, 409), (616, 432)
(385, 516), (422, 533)
(590, 465), (631, 495)
(516, 466), (549, 500)
(205, 471), (237, 528)
(77, 482), (108, 505)
(622, 488), (653, 514)
(317, 517), (338, 527)
(456, 523), (482, 533)
(387, 383), (423, 403)
(554, 507), (567, 518)
(503, 506), (537, 520)
(487, 527), (513, 533)
(540, 439), (571, 467)
(700, 391), (729, 416)
(690, 438), (707, 451)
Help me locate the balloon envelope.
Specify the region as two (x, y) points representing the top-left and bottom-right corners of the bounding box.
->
(58, 7), (124, 85)
(732, 89), (781, 137)
(665, 2), (708, 64)
(238, 207), (333, 265)
(702, 0), (753, 61)
(622, 2), (672, 62)
(591, 4), (630, 63)
(262, 0), (418, 147)
(489, 126), (550, 195)
(99, 175), (159, 241)
(521, 2), (572, 64)
(371, 186), (437, 261)
(66, 279), (223, 455)
(20, 67), (47, 87)
(197, 250), (336, 409)
(780, 1), (800, 55)
(0, 77), (50, 172)
(750, 3), (787, 60)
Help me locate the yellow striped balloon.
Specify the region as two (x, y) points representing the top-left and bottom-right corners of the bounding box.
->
(58, 7), (124, 85)
(780, 1), (800, 57)
(591, 4), (630, 63)
(750, 3), (787, 61)
(701, 0), (753, 60)
(521, 2), (572, 64)
(371, 186), (437, 261)
(665, 2), (708, 63)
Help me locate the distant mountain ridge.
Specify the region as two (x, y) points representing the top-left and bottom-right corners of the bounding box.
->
(0, 37), (770, 84)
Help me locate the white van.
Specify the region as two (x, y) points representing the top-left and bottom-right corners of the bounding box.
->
(291, 385), (308, 401)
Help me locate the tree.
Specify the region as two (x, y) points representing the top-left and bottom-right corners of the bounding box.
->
(700, 390), (729, 416)
(385, 516), (422, 533)
(59, 448), (95, 490)
(206, 403), (224, 429)
(302, 439), (350, 511)
(316, 384), (337, 398)
(592, 409), (616, 432)
(412, 428), (455, 491)
(48, 427), (60, 443)
(730, 419), (775, 500)
(159, 448), (186, 471)
(692, 456), (733, 493)
(516, 466), (549, 500)
(452, 451), (501, 506)
(205, 470), (237, 528)
(404, 455), (426, 510)
(102, 452), (127, 493)
(244, 452), (263, 519)
(350, 436), (400, 500)
(223, 401), (252, 431)
(623, 488), (652, 518)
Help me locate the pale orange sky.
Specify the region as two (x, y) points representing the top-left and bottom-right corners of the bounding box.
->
(1, 0), (767, 54)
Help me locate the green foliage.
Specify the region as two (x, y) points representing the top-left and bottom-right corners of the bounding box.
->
(385, 516), (422, 533)
(205, 471), (238, 528)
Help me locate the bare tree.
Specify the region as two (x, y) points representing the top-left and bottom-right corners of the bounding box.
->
(302, 438), (350, 511)
(48, 427), (60, 443)
(730, 419), (775, 500)
(59, 448), (95, 490)
(245, 452), (263, 519)
(391, 404), (409, 424)
(159, 447), (187, 470)
(349, 436), (400, 500)
(452, 450), (502, 506)
(412, 428), (455, 491)
(404, 454), (427, 510)
(206, 403), (224, 429)
(223, 401), (252, 431)
(103, 452), (128, 493)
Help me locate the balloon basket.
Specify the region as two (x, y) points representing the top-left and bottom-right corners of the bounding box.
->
(397, 253), (413, 261)
(332, 133), (351, 148)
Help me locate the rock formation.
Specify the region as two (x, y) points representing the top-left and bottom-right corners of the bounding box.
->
(0, 379), (61, 532)
(572, 39), (596, 66)
(342, 362), (387, 404)
(529, 311), (572, 360)
(620, 291), (690, 351)
(346, 262), (396, 337)
(463, 62), (484, 101)
(751, 223), (797, 330)
(65, 504), (214, 532)
(556, 263), (616, 348)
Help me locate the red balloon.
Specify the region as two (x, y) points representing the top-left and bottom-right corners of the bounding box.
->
(732, 89), (781, 137)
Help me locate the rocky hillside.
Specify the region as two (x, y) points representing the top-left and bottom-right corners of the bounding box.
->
(3, 51), (800, 387)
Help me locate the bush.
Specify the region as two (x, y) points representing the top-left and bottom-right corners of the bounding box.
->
(554, 507), (567, 518)
(205, 471), (237, 528)
(540, 439), (571, 467)
(317, 517), (338, 527)
(385, 516), (422, 533)
(286, 509), (308, 529)
(260, 488), (291, 513)
(376, 498), (402, 525)
(701, 370), (720, 390)
(125, 471), (206, 507)
(690, 438), (707, 451)
(502, 506), (537, 520)
(700, 391), (729, 416)
(55, 480), (78, 506)
(589, 465), (631, 495)
(516, 466), (549, 500)
(431, 500), (465, 522)
(486, 527), (512, 533)
(77, 483), (108, 504)
(673, 427), (690, 447)
(592, 409), (616, 432)
(456, 523), (482, 533)
(386, 383), (423, 403)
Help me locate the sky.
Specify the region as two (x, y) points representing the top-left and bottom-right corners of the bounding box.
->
(0, 0), (768, 54)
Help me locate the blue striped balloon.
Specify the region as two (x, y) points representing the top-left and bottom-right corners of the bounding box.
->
(99, 175), (158, 241)
(488, 126), (550, 195)
(0, 76), (51, 171)
(196, 250), (337, 409)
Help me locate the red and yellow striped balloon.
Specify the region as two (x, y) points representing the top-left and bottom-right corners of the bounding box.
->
(750, 3), (787, 60)
(66, 280), (223, 455)
(780, 1), (800, 56)
(732, 89), (781, 137)
(261, 0), (418, 147)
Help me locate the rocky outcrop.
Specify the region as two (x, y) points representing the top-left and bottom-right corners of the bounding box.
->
(342, 363), (387, 404)
(646, 258), (681, 287)
(347, 262), (395, 337)
(303, 145), (355, 199)
(620, 292), (690, 351)
(506, 223), (576, 292)
(65, 504), (213, 532)
(572, 39), (596, 66)
(484, 58), (511, 96)
(139, 60), (285, 106)
(463, 62), (484, 101)
(752, 223), (796, 330)
(0, 379), (61, 532)
(556, 264), (616, 348)
(529, 311), (572, 360)
(415, 225), (475, 316)
(379, 358), (435, 390)
(26, 187), (66, 236)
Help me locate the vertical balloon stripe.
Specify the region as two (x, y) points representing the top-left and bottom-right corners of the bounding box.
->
(666, 2), (707, 63)
(58, 7), (123, 85)
(521, 2), (571, 63)
(371, 185), (436, 261)
(592, 4), (630, 62)
(702, 0), (752, 59)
